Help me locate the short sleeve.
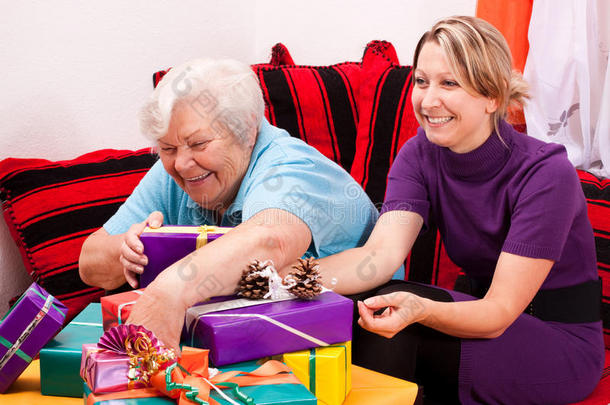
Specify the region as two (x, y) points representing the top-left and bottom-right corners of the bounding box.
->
(502, 150), (582, 260)
(103, 161), (170, 235)
(239, 142), (378, 258)
(381, 136), (430, 227)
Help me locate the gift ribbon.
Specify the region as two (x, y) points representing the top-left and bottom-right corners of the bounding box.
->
(308, 348), (316, 394)
(142, 225), (232, 249)
(0, 294), (53, 370)
(198, 313), (329, 347)
(117, 290), (144, 325)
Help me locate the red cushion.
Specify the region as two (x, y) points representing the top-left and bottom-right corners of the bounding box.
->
(254, 62), (361, 172)
(0, 149), (157, 321)
(350, 40), (420, 206)
(578, 170), (610, 349)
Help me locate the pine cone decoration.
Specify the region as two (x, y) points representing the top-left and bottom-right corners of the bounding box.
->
(286, 257), (323, 299)
(237, 260), (270, 299)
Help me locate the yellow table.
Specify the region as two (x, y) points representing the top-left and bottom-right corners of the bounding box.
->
(1, 360), (419, 404)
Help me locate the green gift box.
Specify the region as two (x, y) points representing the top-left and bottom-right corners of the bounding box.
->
(40, 302), (104, 397)
(209, 360), (317, 405)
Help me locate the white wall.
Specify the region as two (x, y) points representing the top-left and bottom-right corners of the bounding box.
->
(0, 0), (476, 315)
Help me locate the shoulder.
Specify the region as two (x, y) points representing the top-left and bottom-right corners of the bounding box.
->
(251, 120), (348, 177)
(509, 126), (577, 183)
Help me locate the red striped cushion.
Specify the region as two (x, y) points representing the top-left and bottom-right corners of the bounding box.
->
(578, 170), (610, 348)
(350, 40), (420, 206)
(254, 62), (361, 171)
(0, 148), (158, 321)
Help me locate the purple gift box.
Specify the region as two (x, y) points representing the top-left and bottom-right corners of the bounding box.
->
(185, 291), (353, 366)
(139, 225), (232, 288)
(0, 282), (67, 393)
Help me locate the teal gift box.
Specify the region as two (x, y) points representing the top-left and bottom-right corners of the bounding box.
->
(40, 302), (104, 397)
(210, 360), (317, 405)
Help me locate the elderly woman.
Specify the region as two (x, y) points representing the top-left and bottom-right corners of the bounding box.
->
(79, 58), (379, 352)
(316, 16), (604, 404)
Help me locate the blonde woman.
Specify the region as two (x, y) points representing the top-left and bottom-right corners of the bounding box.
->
(317, 16), (603, 403)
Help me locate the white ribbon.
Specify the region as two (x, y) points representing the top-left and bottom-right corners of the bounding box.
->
(117, 290), (144, 324)
(198, 313), (329, 347)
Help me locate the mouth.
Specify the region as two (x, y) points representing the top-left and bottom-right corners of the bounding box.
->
(425, 115), (454, 126)
(185, 172), (212, 184)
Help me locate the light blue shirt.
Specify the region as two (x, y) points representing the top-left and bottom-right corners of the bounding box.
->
(104, 119), (401, 276)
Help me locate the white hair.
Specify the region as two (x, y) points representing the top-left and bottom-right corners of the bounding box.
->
(139, 58), (265, 144)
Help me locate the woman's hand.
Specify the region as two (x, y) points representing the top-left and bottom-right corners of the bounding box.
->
(357, 292), (429, 339)
(120, 211), (163, 288)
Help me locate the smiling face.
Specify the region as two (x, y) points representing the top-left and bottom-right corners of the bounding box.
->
(158, 102), (255, 216)
(412, 41), (498, 154)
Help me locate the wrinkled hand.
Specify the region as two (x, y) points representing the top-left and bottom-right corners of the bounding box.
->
(126, 279), (186, 354)
(120, 211), (163, 288)
(357, 291), (428, 339)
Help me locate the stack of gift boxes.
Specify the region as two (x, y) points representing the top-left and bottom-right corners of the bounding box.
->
(0, 226), (418, 404)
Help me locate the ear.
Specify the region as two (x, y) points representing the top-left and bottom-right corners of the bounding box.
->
(486, 97), (499, 114)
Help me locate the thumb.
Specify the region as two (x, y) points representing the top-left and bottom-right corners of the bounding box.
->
(146, 211), (164, 228)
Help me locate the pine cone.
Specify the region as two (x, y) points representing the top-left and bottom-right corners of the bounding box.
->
(237, 260), (270, 299)
(286, 257), (323, 299)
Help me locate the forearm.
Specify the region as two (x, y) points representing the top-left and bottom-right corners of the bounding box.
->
(154, 209), (311, 308)
(317, 246), (399, 295)
(317, 210), (423, 295)
(79, 229), (126, 290)
(419, 297), (516, 339)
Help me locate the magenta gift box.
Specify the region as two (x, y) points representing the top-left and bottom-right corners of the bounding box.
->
(0, 282), (67, 393)
(139, 225), (232, 288)
(185, 291), (353, 366)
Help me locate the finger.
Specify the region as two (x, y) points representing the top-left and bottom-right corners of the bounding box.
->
(124, 268), (139, 288)
(124, 226), (145, 254)
(357, 301), (376, 325)
(146, 211), (164, 229)
(363, 292), (407, 310)
(120, 254), (144, 277)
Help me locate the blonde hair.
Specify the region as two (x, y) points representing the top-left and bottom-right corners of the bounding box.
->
(139, 58), (264, 144)
(413, 16), (529, 134)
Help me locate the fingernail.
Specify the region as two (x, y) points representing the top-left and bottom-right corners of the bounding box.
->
(141, 258), (148, 266)
(136, 244), (143, 253)
(151, 221), (160, 227)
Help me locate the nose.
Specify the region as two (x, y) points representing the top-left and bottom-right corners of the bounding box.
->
(174, 147), (194, 174)
(420, 85), (442, 110)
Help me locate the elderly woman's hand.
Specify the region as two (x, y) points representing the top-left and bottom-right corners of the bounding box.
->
(120, 211), (163, 288)
(126, 271), (187, 354)
(357, 292), (429, 339)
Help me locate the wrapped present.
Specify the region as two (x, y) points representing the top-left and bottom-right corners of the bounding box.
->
(281, 341), (351, 405)
(185, 291), (353, 366)
(343, 365), (419, 405)
(81, 325), (176, 394)
(139, 225), (232, 288)
(83, 346), (315, 405)
(209, 360), (317, 405)
(100, 290), (144, 331)
(40, 302), (104, 397)
(0, 282), (67, 393)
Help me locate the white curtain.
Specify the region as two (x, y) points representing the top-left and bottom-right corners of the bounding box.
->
(523, 0), (610, 178)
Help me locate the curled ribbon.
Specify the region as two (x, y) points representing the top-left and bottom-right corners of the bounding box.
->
(124, 330), (176, 388)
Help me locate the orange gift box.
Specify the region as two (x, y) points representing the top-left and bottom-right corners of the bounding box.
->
(344, 365), (419, 405)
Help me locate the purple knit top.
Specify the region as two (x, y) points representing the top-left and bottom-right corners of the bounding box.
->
(382, 120), (598, 289)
